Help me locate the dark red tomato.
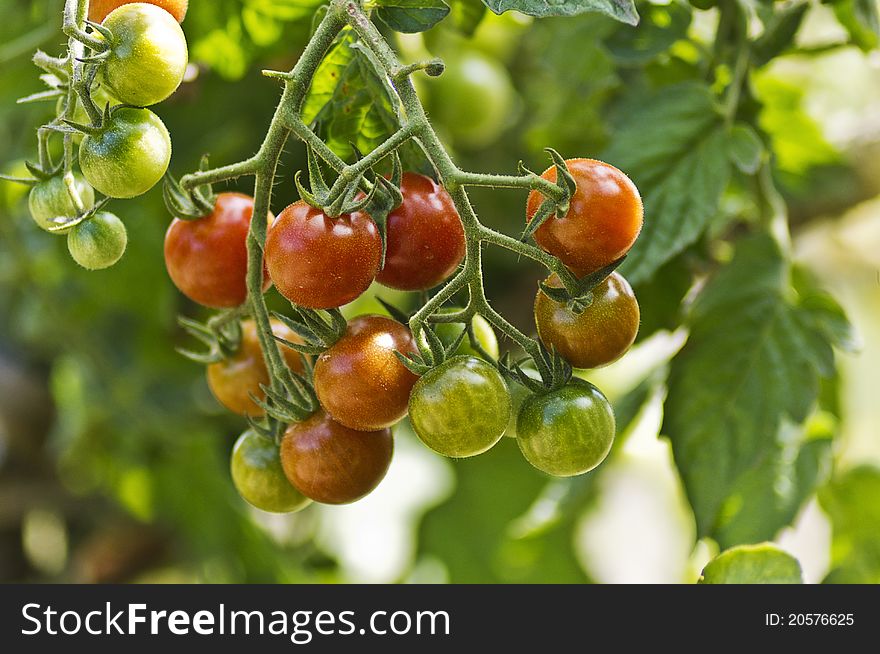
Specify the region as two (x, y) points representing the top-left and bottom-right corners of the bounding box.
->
(265, 201), (382, 309)
(313, 315), (419, 431)
(376, 173), (465, 290)
(535, 272), (640, 369)
(164, 193), (271, 308)
(526, 158), (643, 278)
(280, 410), (393, 504)
(207, 319), (307, 417)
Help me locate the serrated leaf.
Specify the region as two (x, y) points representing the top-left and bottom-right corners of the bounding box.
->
(482, 0), (639, 25)
(819, 466), (880, 583)
(376, 0), (451, 33)
(728, 123), (764, 174)
(605, 83), (728, 285)
(664, 234), (850, 547)
(699, 543), (803, 584)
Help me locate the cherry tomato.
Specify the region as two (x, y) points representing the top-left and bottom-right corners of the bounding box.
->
(79, 107), (171, 198)
(431, 309), (499, 359)
(409, 355), (511, 458)
(207, 318), (306, 417)
(428, 49), (516, 149)
(101, 4), (188, 107)
(526, 158), (643, 277)
(231, 430), (311, 513)
(67, 211), (127, 270)
(265, 201), (382, 309)
(164, 193), (270, 308)
(516, 379), (615, 477)
(90, 0), (189, 23)
(28, 172), (95, 232)
(376, 173), (465, 291)
(280, 411), (393, 504)
(313, 315), (418, 431)
(535, 272), (640, 369)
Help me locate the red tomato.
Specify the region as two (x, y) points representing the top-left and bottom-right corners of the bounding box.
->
(90, 0), (188, 23)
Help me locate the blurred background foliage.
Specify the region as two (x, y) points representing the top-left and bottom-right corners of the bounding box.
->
(1, 0), (879, 583)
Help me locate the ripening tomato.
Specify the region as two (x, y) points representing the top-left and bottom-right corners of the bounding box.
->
(164, 193), (270, 308)
(79, 107), (171, 198)
(313, 315), (419, 431)
(535, 272), (640, 369)
(67, 211), (127, 270)
(409, 356), (511, 458)
(91, 0), (188, 23)
(231, 430), (311, 514)
(376, 173), (465, 291)
(280, 411), (393, 505)
(207, 318), (306, 417)
(516, 379), (615, 477)
(28, 172), (95, 233)
(101, 4), (188, 107)
(265, 201), (382, 309)
(526, 159), (643, 278)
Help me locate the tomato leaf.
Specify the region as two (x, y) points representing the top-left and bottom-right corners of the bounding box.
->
(604, 82), (728, 286)
(376, 0), (451, 34)
(819, 466), (880, 583)
(664, 233), (852, 548)
(482, 0), (639, 25)
(699, 543), (803, 584)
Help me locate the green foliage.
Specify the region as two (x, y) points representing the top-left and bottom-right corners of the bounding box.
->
(699, 543), (803, 584)
(376, 0), (451, 33)
(819, 467), (880, 583)
(483, 0), (639, 25)
(664, 234), (850, 547)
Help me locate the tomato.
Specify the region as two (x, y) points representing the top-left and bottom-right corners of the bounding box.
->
(79, 107), (171, 198)
(376, 173), (465, 291)
(535, 272), (640, 369)
(101, 3), (188, 107)
(231, 430), (311, 513)
(67, 211), (127, 270)
(90, 0), (189, 23)
(430, 308), (499, 359)
(409, 356), (511, 458)
(265, 201), (382, 309)
(164, 193), (270, 308)
(516, 379), (615, 477)
(313, 315), (418, 431)
(526, 158), (643, 278)
(207, 318), (306, 417)
(28, 172), (95, 232)
(428, 49), (516, 149)
(280, 411), (393, 504)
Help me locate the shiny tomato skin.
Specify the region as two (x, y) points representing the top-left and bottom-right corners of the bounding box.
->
(280, 411), (393, 505)
(313, 315), (419, 432)
(526, 158), (643, 278)
(535, 272), (640, 369)
(90, 0), (188, 23)
(28, 172), (95, 232)
(164, 193), (270, 308)
(377, 173), (465, 291)
(265, 202), (382, 309)
(408, 356), (511, 458)
(207, 319), (306, 417)
(516, 379), (615, 477)
(231, 430), (311, 514)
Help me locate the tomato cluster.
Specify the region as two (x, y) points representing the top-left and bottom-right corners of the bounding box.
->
(25, 1), (187, 270)
(187, 159), (643, 513)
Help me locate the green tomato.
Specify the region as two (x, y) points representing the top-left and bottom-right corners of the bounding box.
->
(28, 173), (95, 233)
(102, 3), (188, 107)
(79, 107), (171, 198)
(428, 49), (516, 149)
(431, 309), (499, 359)
(516, 379), (615, 477)
(67, 212), (128, 270)
(409, 355), (511, 458)
(231, 430), (312, 514)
